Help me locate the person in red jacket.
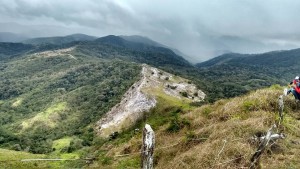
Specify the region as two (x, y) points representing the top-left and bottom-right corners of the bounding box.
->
(285, 76), (300, 100)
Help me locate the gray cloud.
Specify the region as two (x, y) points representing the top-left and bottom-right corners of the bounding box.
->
(1, 0), (300, 62)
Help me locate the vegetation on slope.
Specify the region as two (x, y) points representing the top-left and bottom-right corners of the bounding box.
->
(0, 49), (141, 155)
(4, 35), (299, 104)
(0, 42), (34, 60)
(2, 35), (300, 168)
(0, 148), (47, 169)
(92, 85), (300, 169)
(192, 49), (300, 102)
(71, 36), (297, 103)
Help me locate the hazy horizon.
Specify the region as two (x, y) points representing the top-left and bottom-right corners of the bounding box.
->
(1, 0), (300, 62)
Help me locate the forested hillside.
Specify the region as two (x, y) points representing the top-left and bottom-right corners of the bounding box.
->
(1, 34), (300, 168)
(191, 49), (300, 102)
(0, 47), (141, 154)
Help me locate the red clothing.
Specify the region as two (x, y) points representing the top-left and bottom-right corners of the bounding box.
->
(293, 80), (300, 94)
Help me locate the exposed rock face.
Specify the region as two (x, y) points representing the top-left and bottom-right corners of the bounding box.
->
(96, 64), (205, 137)
(31, 47), (77, 59)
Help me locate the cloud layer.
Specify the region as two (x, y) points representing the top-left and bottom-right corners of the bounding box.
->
(1, 0), (300, 62)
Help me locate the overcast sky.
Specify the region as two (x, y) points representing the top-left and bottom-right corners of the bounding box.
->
(1, 0), (300, 62)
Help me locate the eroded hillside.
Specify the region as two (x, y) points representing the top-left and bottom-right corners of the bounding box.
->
(96, 64), (205, 137)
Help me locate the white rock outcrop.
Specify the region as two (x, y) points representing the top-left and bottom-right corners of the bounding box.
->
(96, 64), (205, 137)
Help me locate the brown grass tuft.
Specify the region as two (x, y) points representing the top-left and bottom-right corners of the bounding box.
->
(97, 87), (300, 168)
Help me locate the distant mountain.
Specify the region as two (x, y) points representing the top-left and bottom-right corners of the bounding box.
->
(95, 35), (167, 52)
(90, 35), (191, 67)
(120, 35), (198, 63)
(0, 32), (28, 42)
(23, 33), (97, 45)
(196, 48), (300, 68)
(191, 48), (300, 101)
(167, 48), (198, 64)
(120, 35), (164, 47)
(195, 53), (248, 67)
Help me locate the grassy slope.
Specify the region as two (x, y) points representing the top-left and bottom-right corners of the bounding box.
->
(92, 85), (300, 169)
(0, 148), (47, 169)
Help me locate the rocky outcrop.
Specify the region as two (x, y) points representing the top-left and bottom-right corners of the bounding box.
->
(96, 64), (205, 137)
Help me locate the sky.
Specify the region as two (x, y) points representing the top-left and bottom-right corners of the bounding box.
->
(1, 0), (300, 62)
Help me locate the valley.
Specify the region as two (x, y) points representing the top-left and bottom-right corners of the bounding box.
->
(0, 34), (300, 168)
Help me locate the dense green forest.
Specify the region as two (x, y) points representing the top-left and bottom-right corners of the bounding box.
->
(0, 50), (141, 154)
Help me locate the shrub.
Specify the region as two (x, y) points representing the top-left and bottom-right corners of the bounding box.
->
(170, 85), (177, 90)
(166, 117), (190, 133)
(67, 138), (83, 153)
(101, 156), (113, 165)
(180, 91), (188, 97)
(242, 100), (256, 112)
(202, 107), (212, 118)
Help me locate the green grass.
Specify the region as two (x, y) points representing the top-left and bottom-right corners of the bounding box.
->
(0, 148), (48, 169)
(12, 98), (23, 107)
(21, 102), (67, 129)
(52, 137), (72, 153)
(117, 157), (140, 169)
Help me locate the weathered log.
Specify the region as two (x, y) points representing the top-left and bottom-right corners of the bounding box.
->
(250, 125), (275, 169)
(141, 124), (155, 169)
(278, 95), (284, 124)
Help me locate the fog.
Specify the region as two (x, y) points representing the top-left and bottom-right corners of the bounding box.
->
(1, 0), (300, 62)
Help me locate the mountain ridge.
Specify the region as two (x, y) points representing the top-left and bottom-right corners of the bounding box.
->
(196, 48), (300, 68)
(22, 33), (97, 45)
(0, 32), (29, 42)
(96, 64), (205, 137)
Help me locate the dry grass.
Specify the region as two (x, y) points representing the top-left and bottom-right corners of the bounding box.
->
(96, 86), (300, 169)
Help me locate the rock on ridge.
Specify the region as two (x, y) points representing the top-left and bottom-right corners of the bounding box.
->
(96, 64), (205, 137)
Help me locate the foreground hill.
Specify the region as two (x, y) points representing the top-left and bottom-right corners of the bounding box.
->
(93, 85), (300, 169)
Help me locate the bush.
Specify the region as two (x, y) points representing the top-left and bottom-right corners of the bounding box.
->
(180, 91), (188, 97)
(166, 110), (190, 133)
(109, 132), (119, 140)
(68, 138), (83, 153)
(170, 85), (177, 90)
(101, 156), (113, 165)
(202, 107), (212, 118)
